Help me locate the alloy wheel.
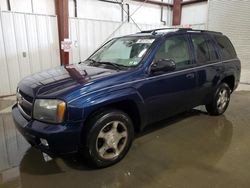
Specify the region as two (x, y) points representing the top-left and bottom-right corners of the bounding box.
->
(217, 88), (229, 111)
(96, 121), (128, 160)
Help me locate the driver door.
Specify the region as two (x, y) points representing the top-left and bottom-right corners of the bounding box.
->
(139, 34), (198, 124)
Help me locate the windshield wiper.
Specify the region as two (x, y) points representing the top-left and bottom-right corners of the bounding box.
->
(86, 59), (122, 70)
(98, 61), (123, 70)
(78, 59), (97, 65)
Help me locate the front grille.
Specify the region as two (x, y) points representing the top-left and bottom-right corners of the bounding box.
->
(17, 89), (34, 119)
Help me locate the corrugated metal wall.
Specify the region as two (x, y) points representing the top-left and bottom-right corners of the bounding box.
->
(0, 11), (60, 96)
(207, 0), (250, 84)
(0, 12), (165, 97)
(68, 17), (164, 64)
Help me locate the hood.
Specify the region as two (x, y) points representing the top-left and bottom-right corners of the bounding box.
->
(18, 64), (118, 98)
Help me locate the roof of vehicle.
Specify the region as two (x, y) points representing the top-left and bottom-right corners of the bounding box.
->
(126, 28), (223, 38)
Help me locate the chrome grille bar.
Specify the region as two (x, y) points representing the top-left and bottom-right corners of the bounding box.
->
(17, 103), (31, 119)
(16, 88), (33, 119)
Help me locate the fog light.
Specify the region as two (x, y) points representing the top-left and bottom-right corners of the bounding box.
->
(40, 138), (49, 147)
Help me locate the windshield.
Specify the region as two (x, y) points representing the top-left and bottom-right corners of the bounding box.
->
(89, 37), (155, 67)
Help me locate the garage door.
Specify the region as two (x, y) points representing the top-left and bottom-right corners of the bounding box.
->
(207, 0), (250, 84)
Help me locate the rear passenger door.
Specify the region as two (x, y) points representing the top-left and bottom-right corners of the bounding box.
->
(190, 33), (221, 105)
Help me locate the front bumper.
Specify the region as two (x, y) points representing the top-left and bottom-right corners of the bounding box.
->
(12, 104), (82, 155)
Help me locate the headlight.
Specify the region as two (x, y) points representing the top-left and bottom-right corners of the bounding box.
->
(33, 99), (66, 123)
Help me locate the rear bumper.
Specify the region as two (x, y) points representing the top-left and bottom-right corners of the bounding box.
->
(12, 104), (82, 156)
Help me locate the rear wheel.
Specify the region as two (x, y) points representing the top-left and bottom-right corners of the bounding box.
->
(83, 109), (134, 168)
(206, 83), (231, 116)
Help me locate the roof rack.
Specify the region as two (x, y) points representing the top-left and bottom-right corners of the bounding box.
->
(181, 28), (223, 35)
(139, 28), (222, 35)
(139, 27), (183, 35)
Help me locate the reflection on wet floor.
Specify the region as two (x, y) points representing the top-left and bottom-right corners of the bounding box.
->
(1, 92), (250, 188)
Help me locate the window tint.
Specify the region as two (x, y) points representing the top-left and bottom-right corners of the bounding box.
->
(155, 35), (191, 69)
(215, 35), (237, 60)
(191, 35), (218, 63)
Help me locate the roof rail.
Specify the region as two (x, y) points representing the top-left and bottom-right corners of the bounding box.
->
(139, 27), (184, 35)
(139, 27), (222, 35)
(182, 28), (223, 35)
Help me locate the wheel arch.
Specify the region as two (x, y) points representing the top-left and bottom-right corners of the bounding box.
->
(80, 88), (146, 138)
(221, 75), (235, 92)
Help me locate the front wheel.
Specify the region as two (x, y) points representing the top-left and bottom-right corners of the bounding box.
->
(83, 109), (134, 168)
(206, 83), (231, 116)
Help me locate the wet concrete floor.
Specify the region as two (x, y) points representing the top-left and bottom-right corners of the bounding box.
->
(1, 91), (250, 188)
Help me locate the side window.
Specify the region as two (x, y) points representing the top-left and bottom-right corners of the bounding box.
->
(214, 35), (237, 60)
(191, 34), (218, 64)
(155, 35), (191, 69)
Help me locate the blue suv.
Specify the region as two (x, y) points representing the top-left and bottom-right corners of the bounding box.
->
(12, 28), (241, 167)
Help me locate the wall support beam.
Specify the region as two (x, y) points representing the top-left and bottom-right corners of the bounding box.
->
(181, 0), (207, 6)
(172, 0), (182, 25)
(132, 0), (173, 7)
(55, 0), (69, 65)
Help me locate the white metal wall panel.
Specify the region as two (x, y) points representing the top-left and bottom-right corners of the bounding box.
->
(36, 15), (52, 70)
(77, 0), (122, 22)
(76, 18), (121, 63)
(25, 14), (41, 73)
(13, 13), (31, 79)
(69, 0), (76, 18)
(47, 16), (60, 67)
(130, 1), (172, 25)
(0, 13), (10, 95)
(69, 17), (164, 63)
(78, 19), (89, 62)
(9, 0), (32, 13)
(32, 0), (56, 15)
(207, 0), (250, 83)
(181, 2), (207, 25)
(0, 0), (8, 11)
(69, 18), (80, 63)
(1, 12), (20, 94)
(76, 0), (173, 25)
(0, 12), (60, 96)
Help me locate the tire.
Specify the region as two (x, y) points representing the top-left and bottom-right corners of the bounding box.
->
(205, 83), (231, 116)
(83, 109), (134, 168)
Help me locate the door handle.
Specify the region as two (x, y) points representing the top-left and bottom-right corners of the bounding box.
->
(186, 73), (195, 79)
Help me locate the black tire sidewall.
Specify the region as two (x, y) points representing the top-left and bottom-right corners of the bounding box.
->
(86, 110), (134, 168)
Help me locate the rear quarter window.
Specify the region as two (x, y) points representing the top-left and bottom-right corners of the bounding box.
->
(191, 34), (218, 64)
(214, 35), (237, 60)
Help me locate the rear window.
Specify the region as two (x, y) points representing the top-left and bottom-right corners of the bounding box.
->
(214, 35), (237, 60)
(191, 34), (218, 64)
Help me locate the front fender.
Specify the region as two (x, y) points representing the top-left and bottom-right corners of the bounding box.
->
(68, 87), (146, 126)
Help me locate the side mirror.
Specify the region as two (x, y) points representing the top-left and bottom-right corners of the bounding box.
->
(151, 59), (176, 73)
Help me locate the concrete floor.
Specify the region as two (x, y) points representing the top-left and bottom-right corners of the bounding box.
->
(1, 90), (250, 188)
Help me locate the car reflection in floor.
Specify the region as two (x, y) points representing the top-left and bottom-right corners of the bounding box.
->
(1, 92), (250, 188)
